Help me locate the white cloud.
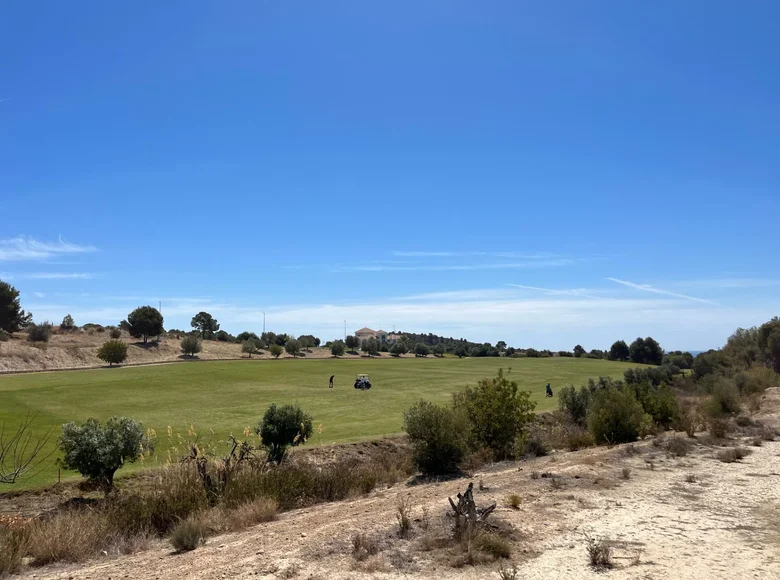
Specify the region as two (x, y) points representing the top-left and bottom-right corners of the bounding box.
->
(506, 284), (593, 297)
(391, 251), (561, 259)
(606, 277), (718, 305)
(669, 278), (780, 289)
(0, 236), (96, 261)
(332, 260), (573, 272)
(32, 292), (45, 298)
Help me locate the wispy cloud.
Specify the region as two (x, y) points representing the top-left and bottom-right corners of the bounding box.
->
(506, 284), (593, 296)
(32, 292), (46, 298)
(2, 272), (95, 280)
(0, 236), (97, 261)
(332, 260), (573, 272)
(391, 251), (561, 259)
(669, 278), (780, 289)
(607, 277), (718, 305)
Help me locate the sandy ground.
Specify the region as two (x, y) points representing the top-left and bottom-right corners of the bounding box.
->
(0, 332), (391, 373)
(21, 434), (780, 580)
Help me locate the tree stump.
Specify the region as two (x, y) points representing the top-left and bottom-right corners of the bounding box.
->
(448, 482), (496, 540)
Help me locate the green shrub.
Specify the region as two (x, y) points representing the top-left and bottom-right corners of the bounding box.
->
(269, 344), (283, 358)
(58, 416), (153, 494)
(330, 340), (346, 357)
(634, 384), (680, 428)
(284, 338), (301, 358)
(415, 343), (430, 357)
(453, 369), (536, 459)
(241, 339), (257, 358)
(60, 314), (75, 330)
(27, 321), (53, 342)
(97, 339), (128, 366)
(404, 400), (468, 475)
(587, 388), (645, 444)
(705, 379), (742, 417)
(180, 335), (202, 357)
(169, 513), (208, 552)
(558, 385), (591, 425)
(256, 404), (313, 463)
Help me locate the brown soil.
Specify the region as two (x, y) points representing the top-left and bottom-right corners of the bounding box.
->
(0, 332), (399, 373)
(14, 432), (780, 579)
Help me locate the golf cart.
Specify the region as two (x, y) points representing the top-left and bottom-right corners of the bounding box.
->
(354, 373), (372, 390)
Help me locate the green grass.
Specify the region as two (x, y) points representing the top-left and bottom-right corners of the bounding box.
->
(0, 356), (634, 489)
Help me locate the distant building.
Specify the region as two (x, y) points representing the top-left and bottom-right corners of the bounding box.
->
(354, 327), (396, 344)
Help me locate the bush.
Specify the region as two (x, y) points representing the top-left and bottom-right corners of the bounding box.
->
(734, 367), (780, 396)
(433, 344), (446, 357)
(403, 400), (468, 476)
(269, 344), (283, 358)
(241, 339), (257, 358)
(27, 321), (53, 342)
(58, 416), (153, 494)
(97, 339), (128, 366)
(453, 369), (536, 459)
(391, 341), (408, 357)
(236, 331), (260, 344)
(284, 338), (301, 358)
(170, 513), (208, 552)
(352, 533), (380, 561)
(705, 379), (742, 417)
(0, 329), (8, 342)
(109, 326), (122, 339)
(415, 343), (430, 357)
(717, 447), (751, 463)
(330, 340), (345, 357)
(472, 532), (511, 559)
(60, 314), (75, 330)
(256, 404), (313, 463)
(180, 335), (202, 357)
(634, 384), (680, 428)
(558, 385), (591, 425)
(586, 534), (613, 569)
(587, 388), (646, 444)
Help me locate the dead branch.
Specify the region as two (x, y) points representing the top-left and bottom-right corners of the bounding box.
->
(0, 412), (55, 485)
(447, 481), (497, 539)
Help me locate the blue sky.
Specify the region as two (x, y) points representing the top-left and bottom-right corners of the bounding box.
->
(1, 1), (778, 351)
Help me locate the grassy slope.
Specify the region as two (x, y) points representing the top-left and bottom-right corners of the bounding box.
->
(0, 356), (635, 488)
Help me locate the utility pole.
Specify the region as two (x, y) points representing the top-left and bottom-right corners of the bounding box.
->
(344, 320), (347, 340)
(263, 312), (266, 334)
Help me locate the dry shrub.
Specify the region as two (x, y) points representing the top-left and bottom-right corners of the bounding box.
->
(563, 423), (595, 451)
(673, 401), (700, 437)
(585, 534), (612, 569)
(419, 531), (452, 552)
(396, 496), (412, 537)
(707, 417), (732, 439)
(665, 436), (691, 457)
(462, 447), (493, 471)
(449, 546), (493, 568)
(472, 532), (511, 559)
(717, 447), (752, 463)
(751, 437), (763, 447)
(505, 493), (521, 509)
(169, 513), (208, 552)
(497, 562), (520, 580)
(621, 467), (631, 480)
(549, 476), (564, 490)
(0, 525), (29, 576)
(530, 471), (540, 480)
(27, 509), (113, 566)
(227, 498), (278, 530)
(685, 474), (697, 483)
(352, 533), (380, 561)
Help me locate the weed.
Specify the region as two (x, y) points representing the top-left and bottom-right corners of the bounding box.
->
(685, 474), (697, 483)
(227, 498), (278, 530)
(0, 526), (29, 576)
(479, 478), (486, 491)
(623, 443), (640, 456)
(621, 467), (631, 480)
(751, 437), (763, 447)
(708, 417), (732, 439)
(716, 447), (751, 463)
(396, 496), (412, 538)
(530, 471), (540, 480)
(505, 493), (522, 509)
(420, 506), (430, 530)
(352, 533), (380, 561)
(550, 476), (564, 490)
(666, 436), (691, 457)
(585, 534), (612, 569)
(169, 514), (208, 552)
(629, 548), (643, 566)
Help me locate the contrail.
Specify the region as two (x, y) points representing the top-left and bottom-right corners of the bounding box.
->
(606, 277), (718, 305)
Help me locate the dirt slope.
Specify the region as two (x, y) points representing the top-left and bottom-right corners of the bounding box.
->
(28, 437), (780, 580)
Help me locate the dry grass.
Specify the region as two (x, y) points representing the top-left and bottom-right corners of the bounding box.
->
(169, 513), (209, 552)
(27, 509), (114, 565)
(717, 447), (752, 463)
(352, 533), (381, 561)
(585, 534), (613, 569)
(497, 562), (520, 580)
(505, 493), (522, 509)
(685, 474), (697, 483)
(396, 496), (412, 538)
(226, 498), (278, 530)
(621, 467), (631, 480)
(665, 436), (691, 457)
(0, 526), (29, 576)
(472, 532), (511, 559)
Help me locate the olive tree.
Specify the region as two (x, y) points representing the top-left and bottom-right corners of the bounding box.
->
(285, 338), (301, 358)
(181, 335), (202, 357)
(58, 416), (153, 494)
(255, 404), (313, 463)
(330, 340), (346, 357)
(269, 344), (283, 358)
(242, 339), (258, 358)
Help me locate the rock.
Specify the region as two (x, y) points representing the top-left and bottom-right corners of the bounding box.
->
(301, 532), (307, 537)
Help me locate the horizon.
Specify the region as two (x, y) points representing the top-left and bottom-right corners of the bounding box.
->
(2, 2), (778, 352)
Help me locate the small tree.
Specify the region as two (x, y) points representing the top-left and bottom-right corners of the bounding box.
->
(269, 344), (283, 359)
(404, 400), (468, 476)
(433, 344), (446, 357)
(60, 314), (75, 331)
(496, 340), (507, 352)
(27, 321), (52, 343)
(330, 340), (346, 357)
(298, 334), (320, 351)
(58, 416), (153, 494)
(181, 336), (202, 357)
(190, 311), (219, 339)
(242, 339), (257, 358)
(391, 341), (407, 357)
(256, 404), (313, 463)
(0, 280), (32, 334)
(414, 343), (430, 357)
(453, 369), (536, 460)
(97, 339), (128, 367)
(345, 335), (360, 353)
(124, 306), (164, 344)
(237, 331), (260, 344)
(285, 338), (301, 358)
(362, 337), (379, 357)
(609, 340), (630, 361)
(573, 344), (585, 358)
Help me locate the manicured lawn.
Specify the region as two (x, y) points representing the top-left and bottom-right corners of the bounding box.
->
(0, 356), (635, 488)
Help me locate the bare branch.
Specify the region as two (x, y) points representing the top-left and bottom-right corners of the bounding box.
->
(0, 411), (55, 484)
